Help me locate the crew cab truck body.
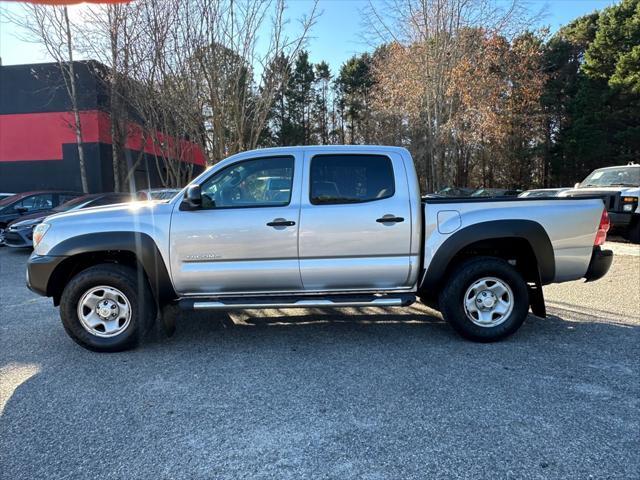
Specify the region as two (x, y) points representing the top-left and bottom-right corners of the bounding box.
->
(26, 146), (613, 352)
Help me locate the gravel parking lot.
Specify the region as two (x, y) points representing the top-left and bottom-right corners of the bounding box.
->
(1, 243), (638, 480)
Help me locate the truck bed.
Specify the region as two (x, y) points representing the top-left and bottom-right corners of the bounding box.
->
(421, 195), (606, 284)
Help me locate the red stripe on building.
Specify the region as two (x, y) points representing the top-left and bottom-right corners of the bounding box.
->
(0, 111), (206, 166)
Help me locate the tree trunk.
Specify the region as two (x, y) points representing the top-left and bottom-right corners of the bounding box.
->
(109, 7), (122, 192)
(63, 7), (89, 194)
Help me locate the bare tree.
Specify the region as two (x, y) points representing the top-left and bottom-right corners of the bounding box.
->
(78, 0), (318, 186)
(80, 1), (144, 192)
(9, 5), (90, 193)
(184, 0), (319, 162)
(365, 0), (532, 190)
(13, 0), (318, 190)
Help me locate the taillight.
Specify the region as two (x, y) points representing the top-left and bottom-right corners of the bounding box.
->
(594, 209), (610, 246)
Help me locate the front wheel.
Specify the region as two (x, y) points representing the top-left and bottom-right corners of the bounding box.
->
(59, 264), (156, 352)
(439, 257), (529, 342)
(627, 218), (640, 244)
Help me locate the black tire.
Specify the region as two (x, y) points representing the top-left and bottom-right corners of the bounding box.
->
(439, 257), (529, 342)
(627, 218), (640, 244)
(59, 264), (156, 352)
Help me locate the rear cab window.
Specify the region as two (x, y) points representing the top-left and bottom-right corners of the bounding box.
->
(310, 154), (395, 205)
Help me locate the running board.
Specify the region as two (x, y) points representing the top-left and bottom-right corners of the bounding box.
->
(179, 294), (415, 311)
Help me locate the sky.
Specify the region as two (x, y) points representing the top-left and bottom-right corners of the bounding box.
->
(0, 0), (619, 73)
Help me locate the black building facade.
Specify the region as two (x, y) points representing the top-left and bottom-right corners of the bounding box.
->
(0, 61), (205, 194)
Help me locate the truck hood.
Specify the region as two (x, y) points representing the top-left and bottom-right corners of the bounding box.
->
(35, 201), (175, 256)
(45, 200), (170, 224)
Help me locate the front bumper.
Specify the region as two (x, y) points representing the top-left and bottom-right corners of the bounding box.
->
(608, 211), (637, 228)
(26, 254), (65, 296)
(4, 228), (33, 248)
(584, 247), (613, 282)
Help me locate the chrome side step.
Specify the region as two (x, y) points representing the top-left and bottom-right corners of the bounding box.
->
(179, 294), (415, 311)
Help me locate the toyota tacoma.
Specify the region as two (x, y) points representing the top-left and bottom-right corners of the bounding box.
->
(26, 146), (614, 351)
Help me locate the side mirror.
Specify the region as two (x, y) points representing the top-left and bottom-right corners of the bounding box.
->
(574, 183), (580, 188)
(183, 184), (202, 209)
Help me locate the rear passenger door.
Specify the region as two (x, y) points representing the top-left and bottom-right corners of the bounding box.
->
(298, 151), (413, 291)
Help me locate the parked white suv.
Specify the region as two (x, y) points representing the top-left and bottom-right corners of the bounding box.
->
(560, 163), (639, 243)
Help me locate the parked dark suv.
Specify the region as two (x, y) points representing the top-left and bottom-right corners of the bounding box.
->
(4, 192), (136, 248)
(0, 191), (81, 244)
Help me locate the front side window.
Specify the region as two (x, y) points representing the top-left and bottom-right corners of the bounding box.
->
(15, 194), (53, 212)
(200, 156), (294, 209)
(310, 154), (395, 205)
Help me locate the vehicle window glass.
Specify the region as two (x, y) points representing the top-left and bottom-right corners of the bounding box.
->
(0, 195), (16, 206)
(59, 193), (79, 204)
(15, 194), (53, 212)
(33, 194), (54, 210)
(54, 196), (91, 212)
(156, 190), (180, 200)
(310, 154), (395, 205)
(581, 167), (640, 187)
(91, 195), (126, 207)
(200, 156), (294, 209)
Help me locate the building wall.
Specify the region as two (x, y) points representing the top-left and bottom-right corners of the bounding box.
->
(0, 62), (205, 194)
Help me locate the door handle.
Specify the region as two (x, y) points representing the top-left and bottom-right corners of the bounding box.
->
(267, 219), (296, 227)
(376, 215), (404, 223)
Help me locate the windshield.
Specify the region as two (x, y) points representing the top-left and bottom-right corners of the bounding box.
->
(0, 194), (19, 207)
(52, 196), (94, 212)
(581, 166), (640, 187)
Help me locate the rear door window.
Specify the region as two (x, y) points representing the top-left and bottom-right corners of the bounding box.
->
(310, 154), (395, 205)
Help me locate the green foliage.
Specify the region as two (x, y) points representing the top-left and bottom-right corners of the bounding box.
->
(583, 0), (640, 84)
(542, 1), (640, 186)
(611, 45), (640, 92)
(335, 54), (375, 144)
(258, 2), (639, 189)
(286, 51), (315, 144)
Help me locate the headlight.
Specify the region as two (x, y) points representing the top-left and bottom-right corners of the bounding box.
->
(32, 223), (50, 247)
(621, 196), (638, 212)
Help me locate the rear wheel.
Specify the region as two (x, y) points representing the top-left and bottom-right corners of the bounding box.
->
(59, 264), (156, 352)
(439, 257), (529, 342)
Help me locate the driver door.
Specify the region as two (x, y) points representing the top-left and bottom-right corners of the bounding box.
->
(170, 153), (303, 295)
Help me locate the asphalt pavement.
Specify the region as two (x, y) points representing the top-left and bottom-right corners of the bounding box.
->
(1, 244), (638, 479)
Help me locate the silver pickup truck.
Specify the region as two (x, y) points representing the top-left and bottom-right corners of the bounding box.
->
(26, 146), (613, 352)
